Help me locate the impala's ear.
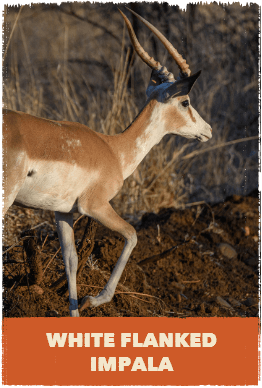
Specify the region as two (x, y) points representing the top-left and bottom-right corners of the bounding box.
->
(146, 69), (162, 97)
(164, 70), (201, 101)
(150, 69), (162, 86)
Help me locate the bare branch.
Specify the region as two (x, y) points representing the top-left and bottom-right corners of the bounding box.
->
(57, 6), (121, 46)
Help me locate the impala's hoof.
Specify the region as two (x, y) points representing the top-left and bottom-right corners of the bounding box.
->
(80, 295), (95, 311)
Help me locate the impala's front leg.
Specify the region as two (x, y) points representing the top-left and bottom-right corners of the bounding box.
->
(55, 212), (79, 317)
(80, 203), (137, 311)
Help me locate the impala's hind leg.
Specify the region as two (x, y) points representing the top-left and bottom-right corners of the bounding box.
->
(80, 202), (137, 311)
(55, 212), (79, 317)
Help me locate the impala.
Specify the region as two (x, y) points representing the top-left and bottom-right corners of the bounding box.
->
(3, 8), (212, 317)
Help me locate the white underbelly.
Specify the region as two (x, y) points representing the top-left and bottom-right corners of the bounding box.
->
(15, 160), (98, 213)
(15, 189), (77, 212)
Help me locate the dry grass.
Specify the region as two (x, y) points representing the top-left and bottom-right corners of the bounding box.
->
(3, 3), (259, 225)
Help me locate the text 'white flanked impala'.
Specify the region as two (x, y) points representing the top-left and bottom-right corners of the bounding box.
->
(3, 8), (212, 317)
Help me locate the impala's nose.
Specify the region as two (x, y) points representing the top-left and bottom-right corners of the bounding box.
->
(200, 125), (212, 142)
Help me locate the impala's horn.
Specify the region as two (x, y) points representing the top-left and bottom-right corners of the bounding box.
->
(121, 7), (191, 78)
(164, 70), (201, 101)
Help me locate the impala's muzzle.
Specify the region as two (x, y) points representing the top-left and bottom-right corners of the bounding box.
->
(199, 125), (212, 142)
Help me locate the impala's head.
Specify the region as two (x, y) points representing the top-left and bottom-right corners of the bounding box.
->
(119, 7), (212, 143)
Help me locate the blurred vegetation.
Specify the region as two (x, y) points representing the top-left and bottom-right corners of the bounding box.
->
(3, 2), (259, 222)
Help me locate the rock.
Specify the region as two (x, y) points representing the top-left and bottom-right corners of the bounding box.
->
(30, 284), (44, 295)
(243, 297), (258, 307)
(212, 225), (224, 234)
(218, 243), (237, 259)
(216, 296), (232, 309)
(228, 297), (241, 307)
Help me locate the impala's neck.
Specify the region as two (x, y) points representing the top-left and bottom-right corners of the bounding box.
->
(112, 98), (165, 180)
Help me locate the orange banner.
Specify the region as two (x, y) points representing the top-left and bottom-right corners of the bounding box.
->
(2, 317), (259, 386)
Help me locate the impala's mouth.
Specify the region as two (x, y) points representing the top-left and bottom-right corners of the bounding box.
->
(198, 133), (212, 142)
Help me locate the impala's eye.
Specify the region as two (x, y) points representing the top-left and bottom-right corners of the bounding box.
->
(182, 100), (189, 107)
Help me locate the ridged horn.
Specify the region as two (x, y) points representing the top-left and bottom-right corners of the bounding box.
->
(118, 8), (162, 71)
(125, 6), (191, 77)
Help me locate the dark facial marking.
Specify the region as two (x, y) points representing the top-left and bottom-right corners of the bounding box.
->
(188, 107), (196, 123)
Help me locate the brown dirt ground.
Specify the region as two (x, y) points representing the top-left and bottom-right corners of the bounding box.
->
(3, 191), (259, 318)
